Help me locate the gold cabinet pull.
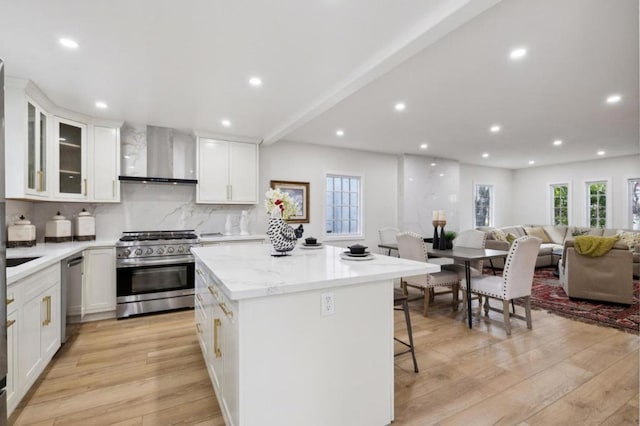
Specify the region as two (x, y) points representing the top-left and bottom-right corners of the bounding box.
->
(42, 295), (51, 326)
(6, 297), (15, 305)
(219, 302), (233, 319)
(207, 286), (218, 298)
(37, 170), (44, 192)
(213, 318), (222, 358)
(196, 294), (203, 303)
(196, 323), (202, 334)
(7, 319), (15, 329)
(83, 179), (88, 196)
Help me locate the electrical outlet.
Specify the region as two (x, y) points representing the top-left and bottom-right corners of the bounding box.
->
(321, 292), (335, 316)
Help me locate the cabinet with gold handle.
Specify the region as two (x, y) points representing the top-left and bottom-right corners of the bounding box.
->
(37, 170), (45, 192)
(42, 295), (51, 326)
(7, 319), (15, 329)
(213, 318), (222, 358)
(196, 323), (202, 334)
(219, 302), (234, 320)
(6, 297), (15, 306)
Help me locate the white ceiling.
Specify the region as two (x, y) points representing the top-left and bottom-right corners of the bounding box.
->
(1, 0), (638, 169)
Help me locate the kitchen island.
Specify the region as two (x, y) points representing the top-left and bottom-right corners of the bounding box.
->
(191, 243), (440, 426)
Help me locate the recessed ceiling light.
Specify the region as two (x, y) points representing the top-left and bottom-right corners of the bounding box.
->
(221, 119), (231, 127)
(394, 102), (406, 111)
(439, 173), (445, 177)
(420, 143), (428, 149)
(336, 129), (344, 137)
(482, 153), (489, 158)
(553, 139), (563, 146)
(59, 37), (79, 49)
(509, 47), (527, 60)
(430, 162), (437, 167)
(528, 160), (535, 165)
(597, 150), (605, 156)
(490, 125), (501, 133)
(95, 101), (108, 109)
(606, 94), (622, 104)
(249, 77), (262, 87)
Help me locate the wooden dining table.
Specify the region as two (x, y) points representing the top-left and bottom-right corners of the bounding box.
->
(377, 243), (509, 329)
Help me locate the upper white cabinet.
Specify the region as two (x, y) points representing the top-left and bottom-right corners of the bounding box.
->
(4, 78), (122, 202)
(90, 126), (120, 202)
(5, 79), (52, 200)
(53, 116), (87, 199)
(197, 138), (258, 204)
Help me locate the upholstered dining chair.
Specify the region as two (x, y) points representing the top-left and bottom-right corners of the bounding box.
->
(464, 235), (541, 335)
(396, 232), (461, 316)
(378, 227), (400, 255)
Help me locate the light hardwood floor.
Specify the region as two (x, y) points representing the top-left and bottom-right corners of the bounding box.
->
(10, 295), (639, 426)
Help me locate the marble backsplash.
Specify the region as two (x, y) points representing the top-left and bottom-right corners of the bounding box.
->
(6, 183), (258, 242)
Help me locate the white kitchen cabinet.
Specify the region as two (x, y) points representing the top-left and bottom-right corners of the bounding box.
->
(90, 126), (120, 202)
(16, 263), (61, 399)
(6, 310), (18, 415)
(82, 248), (117, 315)
(195, 262), (239, 425)
(4, 78), (122, 203)
(196, 138), (258, 204)
(4, 78), (52, 200)
(53, 116), (88, 200)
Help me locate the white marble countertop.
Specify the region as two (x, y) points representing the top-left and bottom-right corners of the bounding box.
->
(198, 234), (267, 243)
(192, 243), (440, 300)
(6, 240), (116, 284)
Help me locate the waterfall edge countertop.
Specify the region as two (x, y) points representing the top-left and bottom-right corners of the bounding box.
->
(191, 243), (441, 300)
(6, 240), (117, 284)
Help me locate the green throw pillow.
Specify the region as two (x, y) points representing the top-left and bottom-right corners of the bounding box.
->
(506, 233), (517, 245)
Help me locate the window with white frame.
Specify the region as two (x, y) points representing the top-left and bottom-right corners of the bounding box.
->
(473, 184), (493, 227)
(630, 178), (640, 230)
(326, 174), (361, 236)
(586, 181), (607, 228)
(550, 183), (569, 225)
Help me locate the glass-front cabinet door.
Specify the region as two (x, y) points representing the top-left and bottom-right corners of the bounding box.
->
(54, 117), (87, 199)
(25, 99), (49, 197)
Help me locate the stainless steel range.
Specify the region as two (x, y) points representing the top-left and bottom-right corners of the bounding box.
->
(115, 230), (199, 319)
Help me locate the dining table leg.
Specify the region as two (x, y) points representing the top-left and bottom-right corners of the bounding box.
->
(465, 260), (472, 329)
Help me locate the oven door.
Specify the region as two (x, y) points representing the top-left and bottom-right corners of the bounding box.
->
(117, 261), (194, 303)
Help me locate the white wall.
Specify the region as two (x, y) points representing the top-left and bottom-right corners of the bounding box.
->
(511, 154), (640, 228)
(459, 163), (514, 228)
(259, 141), (398, 249)
(399, 155), (460, 234)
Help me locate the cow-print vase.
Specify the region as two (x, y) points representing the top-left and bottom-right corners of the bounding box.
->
(267, 217), (297, 253)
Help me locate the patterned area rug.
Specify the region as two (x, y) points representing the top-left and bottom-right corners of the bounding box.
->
(524, 268), (639, 334)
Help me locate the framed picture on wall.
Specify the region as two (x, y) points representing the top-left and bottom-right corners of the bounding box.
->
(270, 180), (310, 223)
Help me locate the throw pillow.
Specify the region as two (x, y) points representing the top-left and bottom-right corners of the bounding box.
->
(571, 227), (590, 237)
(524, 226), (551, 243)
(506, 233), (518, 245)
(617, 231), (640, 252)
(492, 229), (507, 242)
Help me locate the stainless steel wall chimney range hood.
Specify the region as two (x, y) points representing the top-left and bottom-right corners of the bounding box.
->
(119, 125), (197, 184)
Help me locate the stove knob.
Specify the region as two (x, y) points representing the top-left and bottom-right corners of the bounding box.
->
(146, 248), (153, 255)
(135, 249), (142, 256)
(167, 247), (175, 254)
(123, 249), (131, 257)
(177, 246), (185, 253)
(157, 248), (165, 255)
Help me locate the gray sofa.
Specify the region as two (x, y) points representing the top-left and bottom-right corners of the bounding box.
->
(479, 225), (639, 279)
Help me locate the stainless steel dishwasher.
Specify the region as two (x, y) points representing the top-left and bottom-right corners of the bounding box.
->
(61, 255), (83, 343)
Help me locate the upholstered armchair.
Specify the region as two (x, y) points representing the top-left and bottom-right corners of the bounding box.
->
(559, 240), (633, 304)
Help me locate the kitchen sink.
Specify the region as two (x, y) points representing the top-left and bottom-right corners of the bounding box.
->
(6, 256), (41, 267)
